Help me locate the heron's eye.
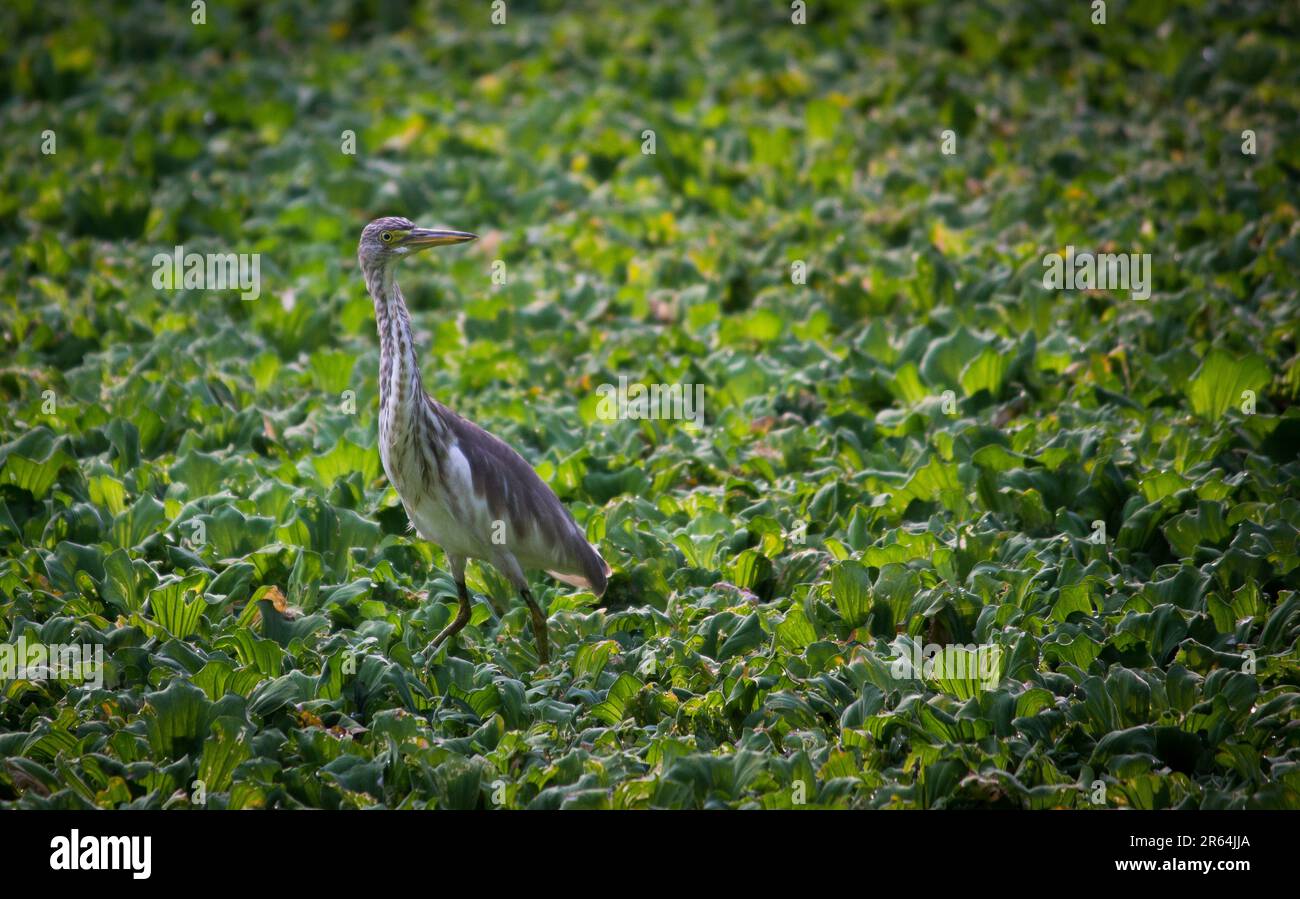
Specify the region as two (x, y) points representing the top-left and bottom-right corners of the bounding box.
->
(381, 231), (392, 243)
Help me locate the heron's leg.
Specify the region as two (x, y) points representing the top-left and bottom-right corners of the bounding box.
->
(429, 580), (472, 655)
(520, 588), (549, 664)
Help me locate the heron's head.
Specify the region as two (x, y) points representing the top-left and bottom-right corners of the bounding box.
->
(358, 216), (477, 273)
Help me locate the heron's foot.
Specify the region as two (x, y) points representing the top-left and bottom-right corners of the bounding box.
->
(521, 589), (550, 665)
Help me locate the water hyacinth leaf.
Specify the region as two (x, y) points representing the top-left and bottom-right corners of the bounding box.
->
(1042, 631), (1103, 669)
(717, 612), (766, 660)
(249, 672), (311, 718)
(313, 439), (380, 486)
(432, 757), (483, 810)
(830, 560), (872, 629)
(572, 639), (619, 682)
(592, 673), (643, 726)
(87, 473), (128, 515)
(959, 346), (1009, 398)
(0, 430), (74, 498)
(1185, 349), (1271, 419)
(99, 548), (156, 614)
(218, 628), (284, 678)
(727, 549), (773, 593)
(1163, 502), (1231, 558)
(193, 660), (262, 700)
(322, 755), (385, 803)
(927, 644), (1003, 699)
(144, 679), (211, 760)
(776, 605), (817, 650)
(206, 562), (256, 605)
(111, 494), (167, 550)
(920, 328), (990, 388)
(198, 718), (251, 793)
(149, 580), (207, 639)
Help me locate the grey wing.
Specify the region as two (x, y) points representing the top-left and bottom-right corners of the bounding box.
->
(442, 407), (608, 595)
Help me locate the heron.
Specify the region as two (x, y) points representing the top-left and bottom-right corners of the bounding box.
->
(358, 216), (609, 665)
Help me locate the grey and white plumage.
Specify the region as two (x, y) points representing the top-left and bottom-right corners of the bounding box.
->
(358, 216), (608, 664)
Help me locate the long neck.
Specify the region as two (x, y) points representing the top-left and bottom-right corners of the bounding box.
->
(366, 263), (425, 415)
(366, 261), (452, 487)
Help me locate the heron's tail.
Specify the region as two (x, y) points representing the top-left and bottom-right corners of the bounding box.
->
(547, 539), (609, 597)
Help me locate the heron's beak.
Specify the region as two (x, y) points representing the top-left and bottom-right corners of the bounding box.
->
(402, 228), (478, 249)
